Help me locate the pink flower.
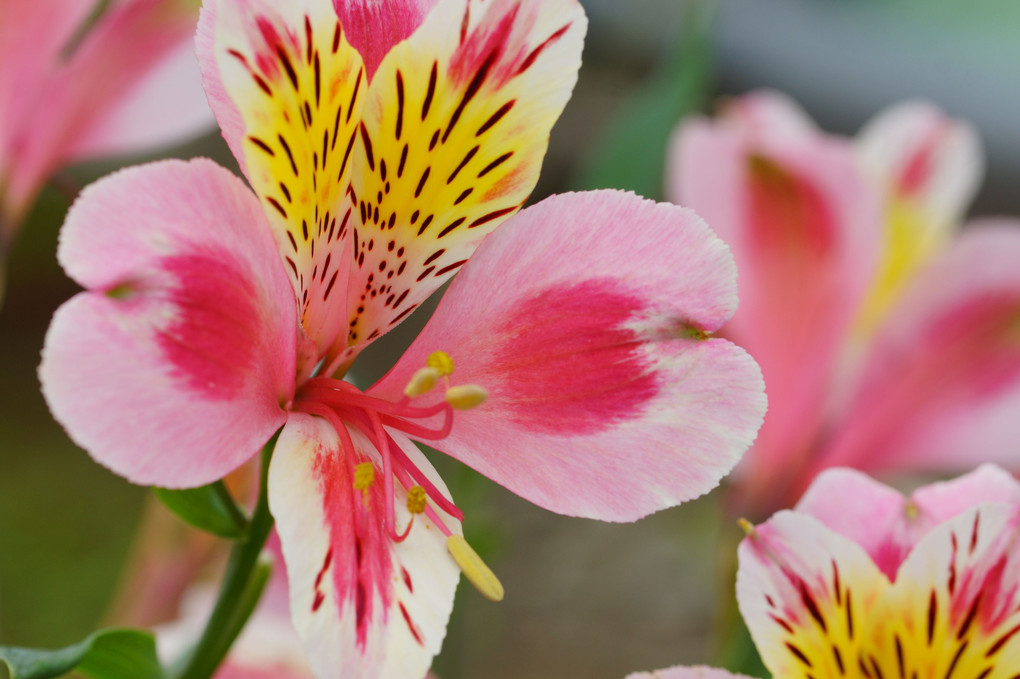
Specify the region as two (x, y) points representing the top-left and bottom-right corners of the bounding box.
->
(41, 1), (766, 676)
(669, 90), (1020, 515)
(0, 0), (212, 246)
(630, 464), (1020, 678)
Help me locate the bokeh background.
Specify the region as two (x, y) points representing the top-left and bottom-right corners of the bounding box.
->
(2, 0), (1019, 677)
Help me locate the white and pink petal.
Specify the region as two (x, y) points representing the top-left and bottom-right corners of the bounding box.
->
(40, 159), (295, 487)
(370, 190), (766, 521)
(737, 511), (887, 678)
(268, 413), (460, 679)
(857, 100), (983, 227)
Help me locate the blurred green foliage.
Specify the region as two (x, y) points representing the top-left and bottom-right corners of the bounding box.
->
(1, 628), (163, 679)
(571, 3), (713, 200)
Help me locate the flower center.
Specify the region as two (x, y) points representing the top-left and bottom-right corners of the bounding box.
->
(291, 351), (503, 601)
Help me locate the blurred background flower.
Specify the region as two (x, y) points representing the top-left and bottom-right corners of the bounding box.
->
(3, 0), (1020, 677)
(0, 0), (214, 298)
(670, 92), (1020, 517)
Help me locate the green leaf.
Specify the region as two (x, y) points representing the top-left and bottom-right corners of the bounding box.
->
(0, 628), (165, 679)
(154, 481), (248, 539)
(571, 0), (715, 200)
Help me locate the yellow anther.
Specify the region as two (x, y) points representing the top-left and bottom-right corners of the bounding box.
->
(447, 535), (504, 602)
(353, 462), (375, 491)
(445, 384), (488, 410)
(404, 367), (440, 398)
(406, 486), (428, 514)
(904, 499), (920, 521)
(737, 518), (757, 538)
(427, 351), (455, 377)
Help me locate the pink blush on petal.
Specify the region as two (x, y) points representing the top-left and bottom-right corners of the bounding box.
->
(488, 280), (659, 435)
(312, 444), (392, 649)
(923, 292), (1020, 398)
(156, 251), (266, 401)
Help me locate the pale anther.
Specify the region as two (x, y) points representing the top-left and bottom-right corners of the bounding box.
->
(427, 350), (455, 377)
(404, 367), (440, 398)
(447, 534), (504, 602)
(406, 485), (427, 514)
(445, 384), (488, 410)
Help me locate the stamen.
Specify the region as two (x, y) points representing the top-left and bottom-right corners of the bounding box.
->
(445, 384), (488, 410)
(738, 518), (757, 538)
(387, 433), (465, 522)
(447, 535), (504, 602)
(904, 499), (920, 521)
(406, 486), (427, 514)
(294, 371), (482, 548)
(427, 350), (455, 376)
(405, 366), (440, 397)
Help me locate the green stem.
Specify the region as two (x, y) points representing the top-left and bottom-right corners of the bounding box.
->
(211, 480), (251, 535)
(171, 438), (278, 679)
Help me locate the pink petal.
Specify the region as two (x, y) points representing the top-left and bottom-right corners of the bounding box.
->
(668, 111), (882, 513)
(889, 503), (1020, 667)
(818, 223), (1020, 474)
(40, 159), (295, 487)
(912, 464), (1020, 524)
(857, 100), (983, 227)
(793, 467), (913, 580)
(332, 0), (439, 81)
(3, 0), (201, 219)
(719, 88), (818, 142)
(0, 0), (94, 164)
(216, 667), (312, 679)
(736, 512), (886, 678)
(71, 40), (214, 160)
(626, 668), (753, 679)
(371, 190), (766, 521)
(268, 414), (461, 679)
(158, 574), (313, 679)
(796, 465), (1020, 582)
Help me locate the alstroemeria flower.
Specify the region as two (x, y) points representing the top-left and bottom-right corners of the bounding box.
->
(41, 1), (766, 676)
(669, 90), (1020, 515)
(0, 0), (212, 253)
(630, 464), (1020, 678)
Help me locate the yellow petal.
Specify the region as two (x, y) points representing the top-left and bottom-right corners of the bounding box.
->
(339, 0), (587, 352)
